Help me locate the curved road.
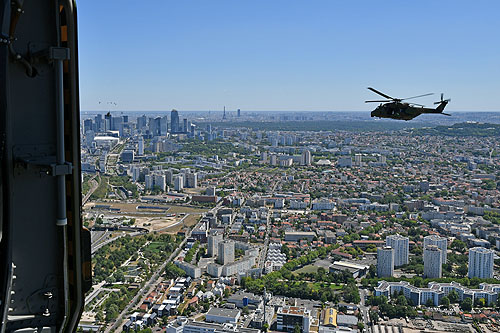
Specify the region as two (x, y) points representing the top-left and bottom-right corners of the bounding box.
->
(83, 174), (100, 205)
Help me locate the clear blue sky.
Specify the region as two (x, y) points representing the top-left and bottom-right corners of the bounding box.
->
(78, 1), (500, 111)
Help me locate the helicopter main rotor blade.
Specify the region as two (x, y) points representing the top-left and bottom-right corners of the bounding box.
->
(365, 100), (392, 103)
(367, 87), (394, 100)
(402, 93), (434, 101)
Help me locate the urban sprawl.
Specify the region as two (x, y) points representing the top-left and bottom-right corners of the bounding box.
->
(79, 110), (500, 333)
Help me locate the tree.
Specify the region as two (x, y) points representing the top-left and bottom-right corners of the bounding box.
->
(358, 322), (365, 331)
(242, 306), (250, 315)
(137, 329), (153, 333)
(460, 298), (473, 312)
(440, 296), (450, 309)
(448, 290), (459, 304)
(95, 311), (104, 322)
(370, 310), (379, 324)
(426, 298), (434, 307)
(451, 239), (467, 252)
(294, 323), (302, 333)
(457, 264), (468, 278)
(474, 298), (485, 308)
(105, 304), (119, 321)
(396, 295), (408, 306)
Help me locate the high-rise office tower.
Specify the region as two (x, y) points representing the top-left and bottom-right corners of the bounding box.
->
(137, 114), (147, 130)
(218, 240), (235, 265)
(104, 112), (112, 131)
(183, 118), (188, 133)
(83, 119), (93, 133)
(377, 246), (394, 278)
(423, 235), (447, 264)
(148, 117), (161, 136)
(222, 106), (227, 120)
(160, 116), (168, 136)
(138, 137), (144, 155)
(468, 247), (494, 279)
(171, 109), (179, 133)
(424, 245), (442, 278)
(386, 235), (409, 267)
(94, 114), (103, 131)
(237, 108), (241, 117)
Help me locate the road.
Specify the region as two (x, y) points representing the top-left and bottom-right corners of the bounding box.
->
(104, 219), (203, 333)
(84, 281), (107, 305)
(359, 288), (371, 332)
(83, 174), (99, 204)
(258, 211), (271, 270)
(91, 231), (143, 254)
(154, 213), (191, 233)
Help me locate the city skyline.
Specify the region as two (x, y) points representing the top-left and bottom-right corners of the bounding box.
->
(78, 1), (500, 112)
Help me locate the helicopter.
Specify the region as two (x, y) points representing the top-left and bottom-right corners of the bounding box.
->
(366, 87), (451, 121)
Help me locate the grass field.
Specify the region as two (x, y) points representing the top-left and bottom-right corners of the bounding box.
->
(145, 241), (165, 253)
(309, 282), (343, 291)
(293, 264), (319, 275)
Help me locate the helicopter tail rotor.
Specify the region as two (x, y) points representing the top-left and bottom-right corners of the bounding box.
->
(434, 93), (451, 105)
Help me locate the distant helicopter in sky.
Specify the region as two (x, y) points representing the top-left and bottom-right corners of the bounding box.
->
(366, 87), (451, 121)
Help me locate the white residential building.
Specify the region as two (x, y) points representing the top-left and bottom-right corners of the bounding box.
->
(423, 235), (447, 264)
(218, 241), (235, 265)
(469, 247), (494, 279)
(174, 175), (184, 191)
(386, 235), (409, 267)
(424, 245), (442, 278)
(377, 246), (394, 278)
(301, 150), (312, 166)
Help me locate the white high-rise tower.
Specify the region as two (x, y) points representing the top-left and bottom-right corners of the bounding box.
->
(424, 245), (442, 278)
(468, 247), (494, 279)
(424, 235), (447, 264)
(386, 235), (409, 267)
(377, 246), (394, 278)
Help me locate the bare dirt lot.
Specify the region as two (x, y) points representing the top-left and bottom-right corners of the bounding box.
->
(84, 202), (207, 232)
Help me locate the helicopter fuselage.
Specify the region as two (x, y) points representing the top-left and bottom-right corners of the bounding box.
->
(371, 102), (442, 121)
